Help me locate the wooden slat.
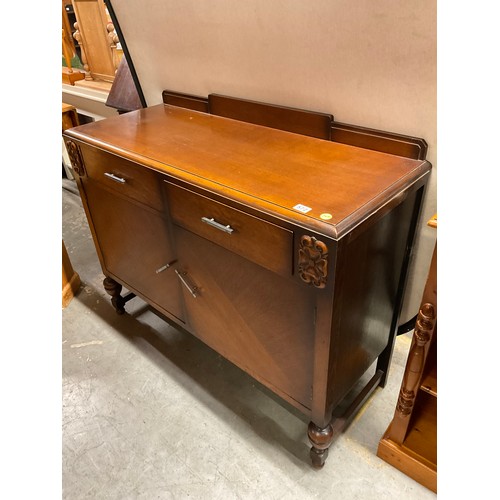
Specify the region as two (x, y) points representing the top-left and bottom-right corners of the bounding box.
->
(162, 90), (209, 113)
(209, 94), (333, 140)
(331, 122), (428, 160)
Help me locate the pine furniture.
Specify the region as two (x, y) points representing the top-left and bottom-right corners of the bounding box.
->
(62, 103), (81, 307)
(377, 215), (437, 491)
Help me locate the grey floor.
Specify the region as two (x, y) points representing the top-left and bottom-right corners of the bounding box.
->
(62, 177), (436, 499)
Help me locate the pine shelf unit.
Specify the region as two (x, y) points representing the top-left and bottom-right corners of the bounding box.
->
(377, 214), (437, 493)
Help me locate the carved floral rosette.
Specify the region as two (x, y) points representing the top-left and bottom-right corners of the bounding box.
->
(65, 140), (85, 177)
(298, 235), (328, 288)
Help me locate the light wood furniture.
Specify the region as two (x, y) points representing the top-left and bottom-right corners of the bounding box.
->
(62, 2), (85, 85)
(63, 93), (431, 467)
(62, 103), (79, 131)
(62, 240), (81, 308)
(62, 31), (85, 85)
(62, 103), (80, 178)
(62, 103), (81, 307)
(71, 0), (117, 85)
(377, 215), (437, 491)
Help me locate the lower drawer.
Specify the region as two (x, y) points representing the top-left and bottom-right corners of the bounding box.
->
(164, 181), (293, 277)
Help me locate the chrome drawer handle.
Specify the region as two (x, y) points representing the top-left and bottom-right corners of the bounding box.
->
(155, 264), (170, 274)
(175, 270), (199, 298)
(104, 172), (126, 184)
(155, 260), (177, 274)
(201, 216), (234, 234)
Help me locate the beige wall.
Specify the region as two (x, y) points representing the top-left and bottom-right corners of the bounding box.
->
(111, 0), (436, 320)
(62, 84), (118, 121)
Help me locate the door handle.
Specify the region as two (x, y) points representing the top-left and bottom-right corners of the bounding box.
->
(175, 270), (199, 298)
(155, 260), (177, 274)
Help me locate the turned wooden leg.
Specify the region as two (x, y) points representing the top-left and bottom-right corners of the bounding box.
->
(307, 421), (334, 469)
(103, 277), (126, 314)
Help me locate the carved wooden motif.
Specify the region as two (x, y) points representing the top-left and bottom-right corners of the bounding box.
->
(395, 302), (436, 417)
(65, 140), (86, 177)
(298, 235), (328, 288)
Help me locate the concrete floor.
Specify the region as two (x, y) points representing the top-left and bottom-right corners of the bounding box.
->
(62, 178), (436, 499)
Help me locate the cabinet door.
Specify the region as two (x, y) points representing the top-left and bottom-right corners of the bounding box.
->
(174, 226), (315, 410)
(83, 179), (184, 322)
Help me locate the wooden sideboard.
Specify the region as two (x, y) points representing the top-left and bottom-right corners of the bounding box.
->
(377, 215), (437, 491)
(63, 94), (431, 467)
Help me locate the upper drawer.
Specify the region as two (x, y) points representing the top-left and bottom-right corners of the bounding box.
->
(79, 144), (164, 212)
(164, 182), (293, 277)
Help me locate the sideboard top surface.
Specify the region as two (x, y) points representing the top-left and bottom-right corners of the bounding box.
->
(65, 104), (430, 239)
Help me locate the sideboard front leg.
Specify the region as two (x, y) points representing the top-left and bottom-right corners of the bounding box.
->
(307, 422), (334, 469)
(103, 277), (136, 314)
(103, 277), (127, 314)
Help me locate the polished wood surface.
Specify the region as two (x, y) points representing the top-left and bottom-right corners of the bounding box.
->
(208, 94), (333, 140)
(63, 96), (431, 467)
(66, 104), (430, 239)
(175, 226), (315, 411)
(331, 121), (428, 160)
(163, 90), (210, 113)
(162, 90), (428, 160)
(377, 216), (437, 491)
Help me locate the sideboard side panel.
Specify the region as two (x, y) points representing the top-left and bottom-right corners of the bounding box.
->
(326, 191), (418, 412)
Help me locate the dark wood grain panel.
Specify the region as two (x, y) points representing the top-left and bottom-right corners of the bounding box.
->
(82, 179), (184, 321)
(325, 191), (417, 413)
(331, 122), (428, 160)
(175, 226), (315, 411)
(162, 90), (209, 112)
(209, 94), (332, 140)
